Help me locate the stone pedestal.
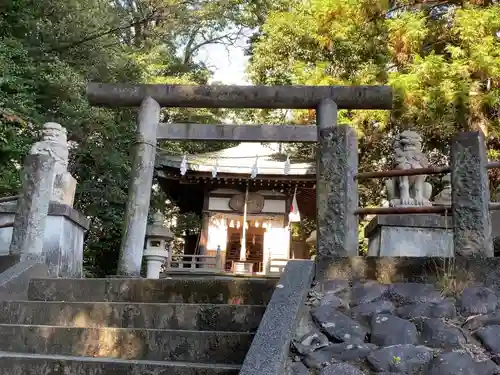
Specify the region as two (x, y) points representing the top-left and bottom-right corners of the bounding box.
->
(365, 214), (453, 257)
(233, 261), (254, 274)
(143, 248), (168, 279)
(0, 201), (89, 277)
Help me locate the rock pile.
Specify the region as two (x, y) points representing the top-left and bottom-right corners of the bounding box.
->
(289, 279), (500, 375)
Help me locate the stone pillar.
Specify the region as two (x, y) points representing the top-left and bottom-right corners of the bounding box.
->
(9, 154), (55, 256)
(117, 97), (161, 276)
(451, 131), (493, 257)
(316, 99), (359, 257)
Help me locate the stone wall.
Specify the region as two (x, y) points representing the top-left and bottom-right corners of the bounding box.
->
(315, 256), (500, 286)
(289, 256), (500, 375)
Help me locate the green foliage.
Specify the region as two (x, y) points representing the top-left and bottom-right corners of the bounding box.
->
(0, 0), (267, 276)
(247, 0), (500, 213)
(358, 221), (369, 255)
(291, 217), (316, 241)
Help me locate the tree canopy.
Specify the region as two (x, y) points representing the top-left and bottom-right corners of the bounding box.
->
(0, 0), (265, 275)
(247, 0), (500, 205)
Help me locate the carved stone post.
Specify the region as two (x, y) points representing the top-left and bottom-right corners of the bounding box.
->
(117, 97), (161, 276)
(451, 131), (493, 257)
(316, 99), (359, 257)
(9, 154), (55, 256)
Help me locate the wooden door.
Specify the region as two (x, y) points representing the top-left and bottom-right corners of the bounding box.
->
(225, 227), (242, 270)
(245, 227), (265, 272)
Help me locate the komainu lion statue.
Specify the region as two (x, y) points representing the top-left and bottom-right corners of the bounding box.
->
(385, 130), (432, 207)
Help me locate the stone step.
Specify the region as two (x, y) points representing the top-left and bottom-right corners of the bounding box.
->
(28, 277), (276, 305)
(0, 301), (265, 332)
(0, 324), (253, 364)
(161, 273), (279, 280)
(0, 352), (241, 375)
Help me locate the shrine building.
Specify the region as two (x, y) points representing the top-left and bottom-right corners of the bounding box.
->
(155, 142), (316, 274)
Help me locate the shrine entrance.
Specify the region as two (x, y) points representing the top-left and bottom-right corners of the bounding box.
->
(225, 221), (265, 272)
(85, 82), (392, 276)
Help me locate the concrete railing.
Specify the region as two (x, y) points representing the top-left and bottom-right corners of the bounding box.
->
(165, 252), (223, 273)
(265, 258), (289, 276)
(164, 253), (292, 277)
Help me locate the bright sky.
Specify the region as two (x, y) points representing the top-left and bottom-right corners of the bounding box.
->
(196, 39), (250, 85)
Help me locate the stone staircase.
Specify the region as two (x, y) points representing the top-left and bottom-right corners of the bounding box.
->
(0, 277), (277, 374)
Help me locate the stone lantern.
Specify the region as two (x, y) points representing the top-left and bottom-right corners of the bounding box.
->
(143, 211), (173, 279)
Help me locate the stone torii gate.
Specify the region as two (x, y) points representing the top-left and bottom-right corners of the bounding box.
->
(86, 83), (392, 277)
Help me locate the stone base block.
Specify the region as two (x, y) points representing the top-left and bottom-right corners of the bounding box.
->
(233, 261), (254, 274)
(365, 214), (453, 257)
(0, 202), (89, 278)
